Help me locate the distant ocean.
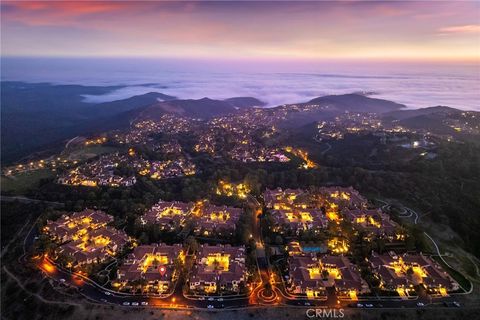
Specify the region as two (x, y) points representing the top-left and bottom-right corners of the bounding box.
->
(2, 57), (479, 110)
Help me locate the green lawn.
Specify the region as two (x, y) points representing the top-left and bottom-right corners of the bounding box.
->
(1, 169), (54, 194)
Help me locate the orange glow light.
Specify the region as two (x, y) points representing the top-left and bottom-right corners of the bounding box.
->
(72, 275), (85, 286)
(40, 259), (57, 274)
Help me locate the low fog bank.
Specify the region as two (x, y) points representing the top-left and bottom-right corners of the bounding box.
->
(3, 57), (479, 110)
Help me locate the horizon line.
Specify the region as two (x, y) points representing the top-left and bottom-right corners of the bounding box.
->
(2, 55), (479, 65)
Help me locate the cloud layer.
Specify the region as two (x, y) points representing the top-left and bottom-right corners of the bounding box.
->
(2, 57), (478, 111)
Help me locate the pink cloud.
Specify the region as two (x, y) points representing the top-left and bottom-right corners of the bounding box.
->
(5, 1), (129, 16)
(439, 24), (480, 33)
(2, 1), (131, 27)
(1, 1), (478, 61)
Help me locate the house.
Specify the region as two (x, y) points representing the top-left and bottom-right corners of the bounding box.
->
(369, 252), (459, 295)
(43, 209), (130, 266)
(287, 254), (368, 299)
(116, 243), (184, 293)
(316, 186), (367, 209)
(287, 255), (326, 298)
(343, 208), (401, 240)
(264, 188), (328, 234)
(192, 204), (242, 237)
(142, 200), (194, 230)
(189, 244), (246, 294)
(44, 209), (113, 242)
(271, 208), (328, 234)
(263, 188), (305, 209)
(320, 255), (369, 298)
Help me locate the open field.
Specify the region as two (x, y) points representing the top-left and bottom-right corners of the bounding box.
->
(65, 145), (120, 161)
(1, 169), (54, 194)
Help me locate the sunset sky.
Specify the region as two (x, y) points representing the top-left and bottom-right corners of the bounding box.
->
(1, 1), (479, 62)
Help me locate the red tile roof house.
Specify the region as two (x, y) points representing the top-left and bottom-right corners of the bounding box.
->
(188, 244), (246, 294)
(44, 209), (114, 242)
(141, 200), (194, 231)
(317, 186), (368, 209)
(369, 252), (459, 294)
(287, 255), (326, 298)
(60, 226), (130, 266)
(263, 187), (306, 209)
(43, 209), (130, 267)
(271, 208), (328, 235)
(342, 208), (400, 240)
(402, 254), (459, 292)
(116, 243), (184, 294)
(193, 204), (243, 237)
(287, 254), (368, 299)
(263, 187), (367, 222)
(264, 188), (332, 234)
(321, 255), (369, 297)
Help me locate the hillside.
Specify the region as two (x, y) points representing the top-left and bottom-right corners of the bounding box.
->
(134, 97), (263, 121)
(0, 83), (177, 163)
(224, 97), (266, 108)
(1, 81), (266, 163)
(307, 93), (407, 113)
(381, 106), (480, 136)
(382, 106), (461, 121)
(87, 92), (176, 117)
(2, 83), (476, 164)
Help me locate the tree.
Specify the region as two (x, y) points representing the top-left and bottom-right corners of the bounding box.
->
(275, 235), (284, 245)
(185, 236), (199, 254)
(139, 232), (149, 244)
(321, 270), (329, 280)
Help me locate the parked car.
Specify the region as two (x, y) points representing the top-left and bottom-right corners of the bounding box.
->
(104, 291), (111, 296)
(417, 302), (425, 307)
(207, 305), (214, 309)
(217, 298), (224, 302)
(453, 301), (461, 308)
(304, 302), (311, 306)
(365, 304), (373, 308)
(356, 303), (364, 308)
(122, 302), (130, 306)
(141, 301), (148, 306)
(132, 302), (139, 306)
(208, 297), (214, 301)
(198, 297), (205, 301)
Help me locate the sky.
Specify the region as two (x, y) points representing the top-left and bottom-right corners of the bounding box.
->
(1, 1), (480, 62)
